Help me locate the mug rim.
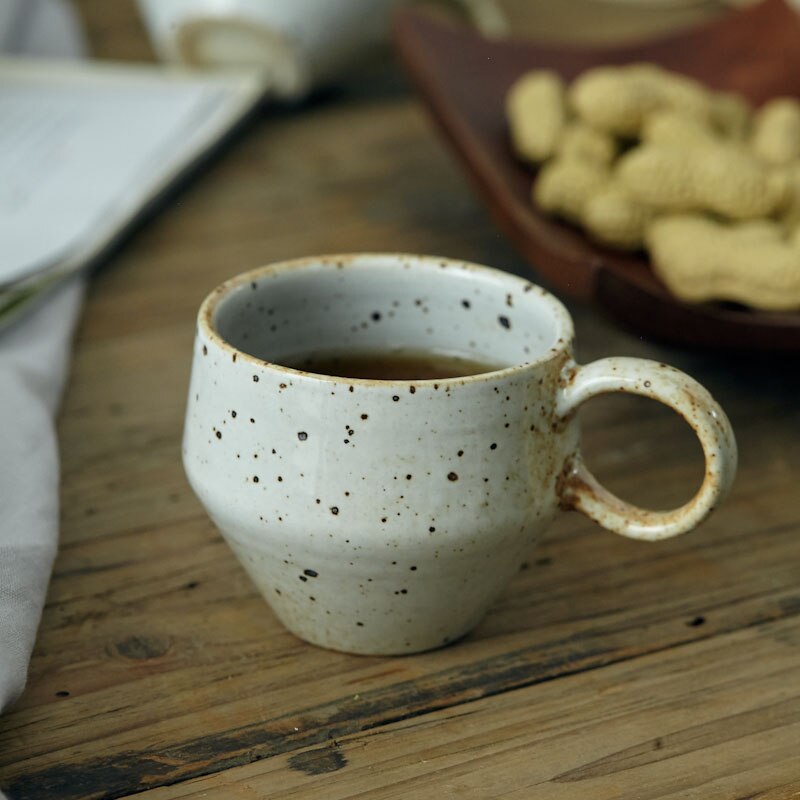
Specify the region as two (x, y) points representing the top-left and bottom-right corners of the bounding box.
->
(198, 253), (575, 386)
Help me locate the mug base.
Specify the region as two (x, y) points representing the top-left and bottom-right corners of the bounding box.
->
(275, 612), (481, 656)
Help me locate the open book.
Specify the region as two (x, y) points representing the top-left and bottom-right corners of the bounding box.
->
(0, 57), (264, 327)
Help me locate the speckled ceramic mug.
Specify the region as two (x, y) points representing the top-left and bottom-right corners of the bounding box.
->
(183, 254), (737, 655)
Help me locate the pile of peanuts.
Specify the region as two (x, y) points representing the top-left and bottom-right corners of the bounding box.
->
(506, 64), (800, 311)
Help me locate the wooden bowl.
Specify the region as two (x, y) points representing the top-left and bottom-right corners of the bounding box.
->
(393, 0), (800, 350)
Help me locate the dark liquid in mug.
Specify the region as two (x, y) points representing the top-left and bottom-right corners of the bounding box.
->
(283, 349), (502, 380)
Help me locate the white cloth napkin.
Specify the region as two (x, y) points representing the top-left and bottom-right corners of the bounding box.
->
(0, 277), (85, 716)
(0, 0), (85, 59)
(0, 3), (87, 764)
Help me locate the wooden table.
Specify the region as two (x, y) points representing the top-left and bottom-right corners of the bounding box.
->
(2, 3), (800, 798)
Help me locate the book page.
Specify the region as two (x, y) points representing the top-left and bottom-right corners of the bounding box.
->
(0, 62), (261, 287)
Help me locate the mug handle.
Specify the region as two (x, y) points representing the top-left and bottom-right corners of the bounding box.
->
(556, 357), (737, 542)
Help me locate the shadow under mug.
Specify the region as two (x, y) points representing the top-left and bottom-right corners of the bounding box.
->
(182, 254), (737, 655)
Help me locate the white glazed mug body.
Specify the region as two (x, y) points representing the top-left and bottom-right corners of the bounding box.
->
(183, 254), (736, 655)
(183, 255), (577, 654)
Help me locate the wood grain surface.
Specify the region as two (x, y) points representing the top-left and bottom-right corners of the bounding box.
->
(1, 2), (799, 799)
